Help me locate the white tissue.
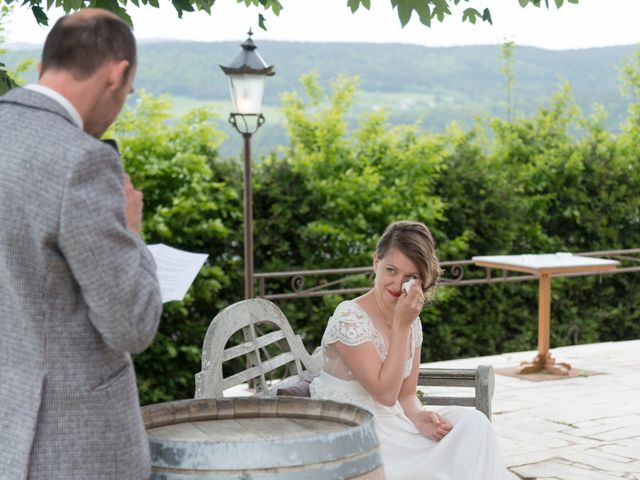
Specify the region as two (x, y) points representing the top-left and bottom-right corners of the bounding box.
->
(402, 278), (416, 294)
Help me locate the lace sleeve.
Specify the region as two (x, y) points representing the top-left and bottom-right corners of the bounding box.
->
(321, 301), (375, 347)
(412, 317), (423, 351)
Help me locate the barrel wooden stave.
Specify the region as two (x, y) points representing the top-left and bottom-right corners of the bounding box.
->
(143, 397), (384, 479)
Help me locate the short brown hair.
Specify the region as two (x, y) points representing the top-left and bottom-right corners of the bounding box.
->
(375, 221), (442, 297)
(41, 10), (136, 79)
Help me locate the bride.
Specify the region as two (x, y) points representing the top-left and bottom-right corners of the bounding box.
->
(310, 221), (508, 479)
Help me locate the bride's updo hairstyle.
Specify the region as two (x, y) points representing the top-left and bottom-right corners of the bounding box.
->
(375, 221), (442, 299)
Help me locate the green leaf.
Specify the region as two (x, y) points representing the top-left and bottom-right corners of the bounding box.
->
(258, 12), (266, 30)
(394, 0), (428, 28)
(554, 0), (563, 6)
(94, 0), (133, 26)
(418, 3), (431, 26)
(347, 0), (370, 13)
(193, 0), (212, 13)
(462, 7), (481, 24)
(31, 5), (49, 26)
(62, 0), (84, 12)
(0, 64), (18, 95)
(171, 0), (195, 18)
(481, 7), (492, 24)
(259, 0), (282, 15)
(518, 0), (529, 7)
(431, 0), (448, 22)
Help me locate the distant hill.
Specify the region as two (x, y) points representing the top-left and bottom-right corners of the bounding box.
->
(4, 41), (639, 157)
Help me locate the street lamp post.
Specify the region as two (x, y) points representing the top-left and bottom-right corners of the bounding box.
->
(221, 30), (275, 299)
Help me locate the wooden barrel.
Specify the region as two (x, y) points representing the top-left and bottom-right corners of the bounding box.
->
(142, 397), (384, 480)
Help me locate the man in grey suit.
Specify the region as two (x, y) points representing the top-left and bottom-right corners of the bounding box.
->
(0, 8), (163, 479)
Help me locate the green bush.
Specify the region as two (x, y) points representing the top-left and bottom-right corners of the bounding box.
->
(108, 92), (245, 403)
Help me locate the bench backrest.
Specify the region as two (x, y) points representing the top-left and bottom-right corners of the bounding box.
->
(195, 298), (319, 399)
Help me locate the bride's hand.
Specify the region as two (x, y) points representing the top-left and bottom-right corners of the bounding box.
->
(411, 410), (452, 442)
(394, 279), (424, 327)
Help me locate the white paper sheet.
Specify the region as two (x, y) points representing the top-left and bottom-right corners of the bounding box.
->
(147, 243), (208, 303)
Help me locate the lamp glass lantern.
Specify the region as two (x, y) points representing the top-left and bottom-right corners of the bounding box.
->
(226, 74), (265, 115)
(221, 30), (275, 126)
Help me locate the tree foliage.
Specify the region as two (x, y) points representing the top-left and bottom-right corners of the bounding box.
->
(0, 4), (36, 92)
(1, 0), (578, 29)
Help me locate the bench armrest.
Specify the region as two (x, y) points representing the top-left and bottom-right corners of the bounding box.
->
(418, 365), (494, 421)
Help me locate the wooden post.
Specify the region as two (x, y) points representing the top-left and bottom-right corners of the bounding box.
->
(538, 273), (551, 359)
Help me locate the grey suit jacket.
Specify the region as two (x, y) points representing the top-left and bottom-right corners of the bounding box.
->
(0, 88), (163, 479)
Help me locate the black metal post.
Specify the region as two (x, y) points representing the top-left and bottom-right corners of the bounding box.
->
(229, 113), (264, 299)
(243, 132), (253, 299)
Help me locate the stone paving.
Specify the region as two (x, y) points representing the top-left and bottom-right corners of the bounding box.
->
(421, 339), (640, 479)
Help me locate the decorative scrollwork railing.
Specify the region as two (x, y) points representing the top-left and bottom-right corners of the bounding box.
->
(254, 248), (640, 300)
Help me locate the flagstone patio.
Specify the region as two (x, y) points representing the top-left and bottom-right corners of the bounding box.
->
(421, 339), (640, 479)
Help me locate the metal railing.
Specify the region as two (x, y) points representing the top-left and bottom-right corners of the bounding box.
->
(254, 248), (640, 300)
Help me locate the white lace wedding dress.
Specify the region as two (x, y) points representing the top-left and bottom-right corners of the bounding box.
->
(309, 300), (508, 480)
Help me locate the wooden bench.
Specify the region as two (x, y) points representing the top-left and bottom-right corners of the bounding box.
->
(195, 298), (494, 420)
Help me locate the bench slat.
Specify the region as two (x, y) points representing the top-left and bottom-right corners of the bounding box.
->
(419, 368), (477, 378)
(222, 330), (286, 362)
(421, 396), (476, 407)
(223, 351), (295, 390)
(418, 378), (476, 388)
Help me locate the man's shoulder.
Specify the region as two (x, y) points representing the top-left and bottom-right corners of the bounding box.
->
(0, 91), (119, 183)
(0, 87), (78, 130)
(1, 86), (57, 110)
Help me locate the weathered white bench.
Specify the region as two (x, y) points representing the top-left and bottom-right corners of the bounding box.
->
(195, 298), (494, 420)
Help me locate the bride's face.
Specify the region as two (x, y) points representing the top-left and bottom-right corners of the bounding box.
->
(373, 248), (421, 308)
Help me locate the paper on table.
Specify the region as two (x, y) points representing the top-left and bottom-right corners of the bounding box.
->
(147, 244), (208, 303)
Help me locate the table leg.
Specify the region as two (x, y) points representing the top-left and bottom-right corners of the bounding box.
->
(516, 273), (571, 375)
(538, 273), (551, 359)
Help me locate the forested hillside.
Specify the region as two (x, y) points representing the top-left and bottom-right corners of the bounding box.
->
(5, 41), (638, 156)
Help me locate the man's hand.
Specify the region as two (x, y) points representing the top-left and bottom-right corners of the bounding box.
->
(124, 174), (143, 234)
(412, 410), (453, 442)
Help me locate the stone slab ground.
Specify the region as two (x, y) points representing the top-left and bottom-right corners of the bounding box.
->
(421, 339), (640, 479)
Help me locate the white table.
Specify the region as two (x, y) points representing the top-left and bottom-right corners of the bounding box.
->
(472, 253), (619, 375)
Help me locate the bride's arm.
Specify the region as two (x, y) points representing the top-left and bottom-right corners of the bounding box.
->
(335, 320), (412, 407)
(398, 347), (424, 417)
(399, 348), (452, 441)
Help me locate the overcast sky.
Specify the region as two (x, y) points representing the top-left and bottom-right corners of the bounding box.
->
(5, 0), (640, 51)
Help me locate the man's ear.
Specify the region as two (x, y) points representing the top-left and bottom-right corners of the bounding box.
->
(36, 63), (42, 78)
(107, 60), (130, 90)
